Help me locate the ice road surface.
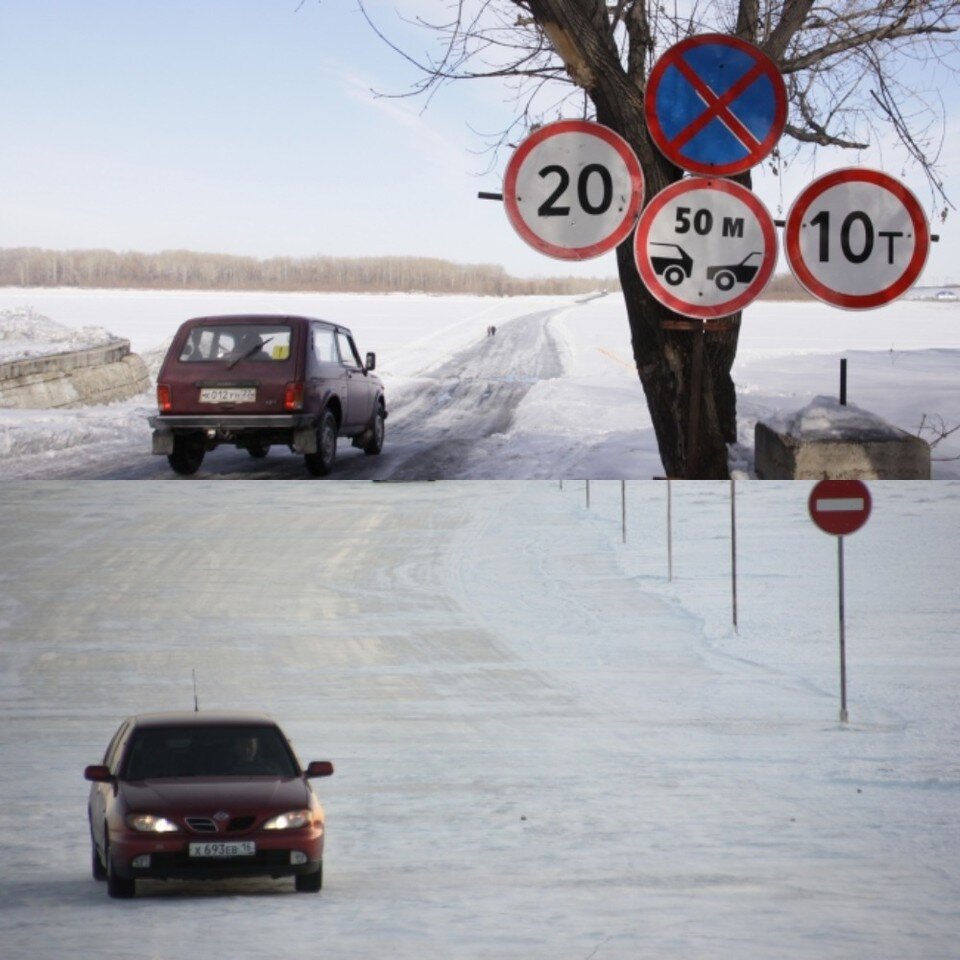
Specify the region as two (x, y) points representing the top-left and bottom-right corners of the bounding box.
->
(0, 480), (958, 959)
(0, 288), (957, 477)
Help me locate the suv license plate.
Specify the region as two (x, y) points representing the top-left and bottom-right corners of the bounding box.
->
(189, 841), (256, 858)
(199, 388), (256, 403)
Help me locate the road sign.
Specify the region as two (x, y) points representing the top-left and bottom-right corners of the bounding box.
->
(808, 479), (872, 536)
(785, 168), (931, 309)
(633, 177), (777, 319)
(503, 120), (644, 261)
(645, 34), (787, 177)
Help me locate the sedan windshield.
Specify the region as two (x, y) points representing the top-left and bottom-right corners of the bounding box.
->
(121, 725), (299, 779)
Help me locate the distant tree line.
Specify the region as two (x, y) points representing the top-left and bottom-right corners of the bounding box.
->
(0, 247), (617, 296)
(0, 246), (811, 299)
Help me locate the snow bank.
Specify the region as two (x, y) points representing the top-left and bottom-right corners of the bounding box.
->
(766, 395), (908, 441)
(0, 307), (120, 363)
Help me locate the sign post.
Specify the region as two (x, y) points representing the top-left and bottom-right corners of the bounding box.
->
(808, 479), (872, 723)
(502, 119), (644, 261)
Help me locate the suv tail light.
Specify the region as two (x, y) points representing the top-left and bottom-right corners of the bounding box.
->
(284, 381), (305, 411)
(157, 384), (172, 413)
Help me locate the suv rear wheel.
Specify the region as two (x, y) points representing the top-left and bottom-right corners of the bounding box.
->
(305, 410), (337, 476)
(168, 434), (205, 475)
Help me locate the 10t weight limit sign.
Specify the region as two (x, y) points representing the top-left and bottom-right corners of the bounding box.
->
(785, 168), (930, 310)
(503, 120), (645, 261)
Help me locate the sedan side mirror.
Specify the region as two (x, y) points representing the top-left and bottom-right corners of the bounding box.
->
(84, 764), (113, 783)
(305, 760), (334, 779)
(365, 352), (376, 372)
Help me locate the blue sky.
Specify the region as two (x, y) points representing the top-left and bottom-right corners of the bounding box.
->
(1, 1), (957, 282)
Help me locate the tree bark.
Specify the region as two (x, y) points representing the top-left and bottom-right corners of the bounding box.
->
(524, 0), (737, 477)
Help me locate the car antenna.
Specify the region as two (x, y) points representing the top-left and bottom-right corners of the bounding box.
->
(192, 669), (200, 712)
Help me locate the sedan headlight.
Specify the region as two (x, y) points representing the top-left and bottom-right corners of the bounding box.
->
(126, 813), (179, 833)
(262, 809), (314, 830)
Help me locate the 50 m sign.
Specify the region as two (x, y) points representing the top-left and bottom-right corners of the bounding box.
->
(503, 120), (645, 261)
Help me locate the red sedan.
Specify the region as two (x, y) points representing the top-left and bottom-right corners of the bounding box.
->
(85, 711), (334, 898)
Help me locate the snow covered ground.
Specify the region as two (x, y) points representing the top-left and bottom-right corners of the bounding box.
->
(0, 480), (957, 959)
(0, 287), (957, 477)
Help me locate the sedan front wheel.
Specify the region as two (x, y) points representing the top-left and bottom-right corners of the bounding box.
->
(295, 862), (323, 893)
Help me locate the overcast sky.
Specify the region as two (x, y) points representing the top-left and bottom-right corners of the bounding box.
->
(2, 0), (957, 283)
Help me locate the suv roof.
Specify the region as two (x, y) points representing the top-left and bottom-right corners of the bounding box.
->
(181, 313), (346, 330)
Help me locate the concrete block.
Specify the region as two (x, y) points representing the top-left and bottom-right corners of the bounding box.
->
(0, 340), (150, 409)
(755, 396), (931, 480)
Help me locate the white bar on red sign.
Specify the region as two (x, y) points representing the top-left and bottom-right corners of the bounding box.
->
(815, 498), (866, 512)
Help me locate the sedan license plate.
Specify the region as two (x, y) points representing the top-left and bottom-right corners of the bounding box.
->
(199, 387), (256, 404)
(189, 841), (256, 858)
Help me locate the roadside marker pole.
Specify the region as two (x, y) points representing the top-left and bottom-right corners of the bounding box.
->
(621, 480), (627, 544)
(838, 535), (848, 723)
(730, 479), (738, 631)
(586, 479), (590, 509)
(667, 479), (673, 582)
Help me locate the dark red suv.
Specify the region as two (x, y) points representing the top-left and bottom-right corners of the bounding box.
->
(85, 712), (334, 898)
(149, 314), (386, 476)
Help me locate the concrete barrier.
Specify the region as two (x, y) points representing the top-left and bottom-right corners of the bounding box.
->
(0, 340), (151, 409)
(755, 420), (931, 479)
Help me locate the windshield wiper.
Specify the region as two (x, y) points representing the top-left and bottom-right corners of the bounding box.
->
(227, 336), (274, 370)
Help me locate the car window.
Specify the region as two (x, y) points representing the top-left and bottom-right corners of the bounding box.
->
(336, 331), (361, 368)
(179, 324), (292, 363)
(102, 721), (129, 769)
(121, 725), (299, 779)
(312, 326), (336, 363)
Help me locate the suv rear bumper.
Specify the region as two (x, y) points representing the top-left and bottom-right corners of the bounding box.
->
(149, 414), (319, 454)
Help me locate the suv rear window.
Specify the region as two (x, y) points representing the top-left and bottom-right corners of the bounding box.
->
(179, 324), (293, 363)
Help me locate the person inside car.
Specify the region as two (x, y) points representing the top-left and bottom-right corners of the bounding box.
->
(231, 736), (267, 773)
(227, 331), (272, 364)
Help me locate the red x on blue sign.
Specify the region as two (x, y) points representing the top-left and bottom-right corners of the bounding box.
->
(645, 34), (787, 177)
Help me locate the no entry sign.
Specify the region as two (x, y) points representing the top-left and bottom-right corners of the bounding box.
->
(645, 34), (787, 177)
(785, 168), (931, 309)
(503, 120), (644, 261)
(633, 177), (777, 319)
(808, 479), (872, 536)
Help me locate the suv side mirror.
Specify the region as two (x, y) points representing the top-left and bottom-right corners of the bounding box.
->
(365, 352), (376, 372)
(84, 765), (113, 783)
(305, 760), (335, 779)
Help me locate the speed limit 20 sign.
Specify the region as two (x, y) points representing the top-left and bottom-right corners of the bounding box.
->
(503, 120), (645, 260)
(785, 168), (931, 309)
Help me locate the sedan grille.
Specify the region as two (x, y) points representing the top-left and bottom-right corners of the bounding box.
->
(185, 817), (217, 833)
(227, 816), (256, 832)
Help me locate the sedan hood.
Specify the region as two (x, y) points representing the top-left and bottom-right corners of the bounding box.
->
(120, 777), (310, 814)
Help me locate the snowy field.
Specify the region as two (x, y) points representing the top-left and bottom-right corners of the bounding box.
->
(0, 480), (958, 959)
(0, 287), (957, 478)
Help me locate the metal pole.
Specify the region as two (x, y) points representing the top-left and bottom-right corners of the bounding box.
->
(667, 479), (673, 582)
(586, 479), (590, 509)
(686, 327), (706, 477)
(621, 480), (627, 544)
(731, 478), (738, 631)
(838, 536), (848, 724)
(840, 358), (847, 406)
